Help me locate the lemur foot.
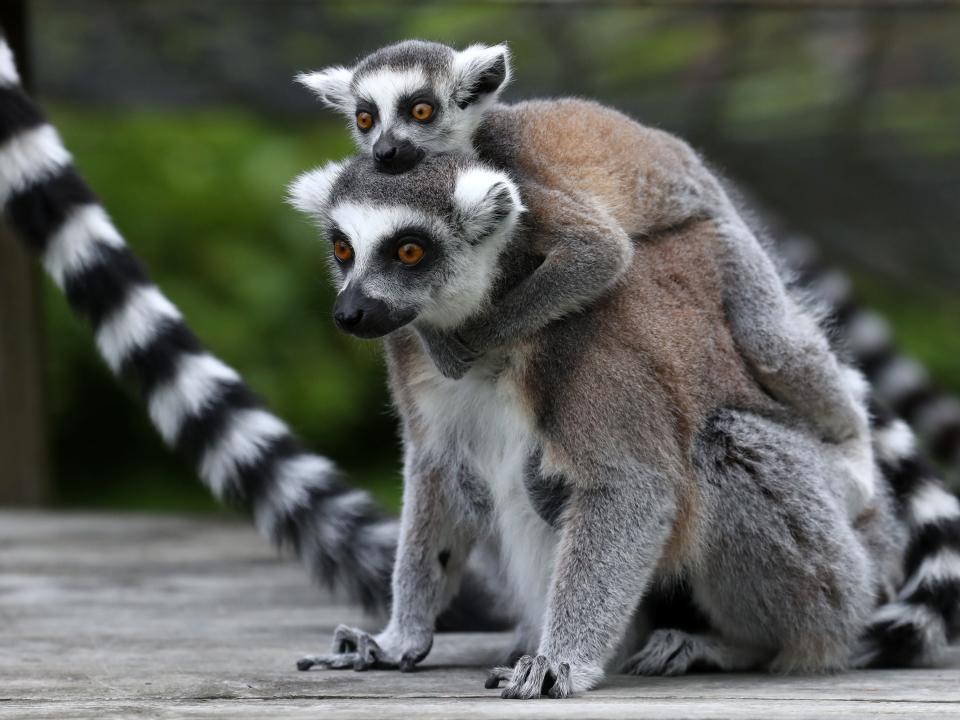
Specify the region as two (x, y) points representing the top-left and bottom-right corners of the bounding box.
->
(484, 655), (578, 699)
(621, 629), (702, 676)
(622, 629), (765, 676)
(296, 624), (430, 673)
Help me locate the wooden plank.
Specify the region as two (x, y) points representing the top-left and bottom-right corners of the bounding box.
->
(1, 511), (959, 718)
(0, 0), (48, 505)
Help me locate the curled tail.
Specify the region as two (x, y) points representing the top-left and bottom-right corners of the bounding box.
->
(856, 402), (960, 667)
(0, 39), (404, 609)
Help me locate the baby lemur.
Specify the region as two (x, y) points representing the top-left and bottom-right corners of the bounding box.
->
(299, 40), (874, 517)
(288, 152), (934, 698)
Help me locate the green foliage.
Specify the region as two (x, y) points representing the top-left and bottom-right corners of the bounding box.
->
(44, 106), (403, 512)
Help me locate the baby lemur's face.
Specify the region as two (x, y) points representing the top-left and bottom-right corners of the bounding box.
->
(288, 154), (523, 339)
(298, 41), (510, 175)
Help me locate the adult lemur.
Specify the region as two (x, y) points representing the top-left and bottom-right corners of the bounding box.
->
(300, 39), (960, 493)
(1, 32), (957, 692)
(289, 151), (960, 697)
(0, 37), (508, 631)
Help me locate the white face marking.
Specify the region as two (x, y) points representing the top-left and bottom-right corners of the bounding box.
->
(413, 167), (523, 329)
(353, 67), (429, 142)
(328, 202), (442, 287)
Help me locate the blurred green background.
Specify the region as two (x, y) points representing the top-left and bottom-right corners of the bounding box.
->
(20, 0), (960, 512)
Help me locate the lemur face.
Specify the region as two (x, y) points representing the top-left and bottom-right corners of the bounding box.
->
(288, 154), (523, 339)
(297, 41), (510, 175)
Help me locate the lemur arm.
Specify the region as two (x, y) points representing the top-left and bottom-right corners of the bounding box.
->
(490, 467), (676, 698)
(715, 212), (874, 513)
(422, 182), (633, 379)
(298, 448), (476, 671)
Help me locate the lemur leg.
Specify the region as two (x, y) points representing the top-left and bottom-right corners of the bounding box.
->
(713, 211), (875, 516)
(423, 184), (633, 379)
(691, 409), (876, 673)
(489, 470), (676, 699)
(298, 449), (478, 672)
(622, 628), (770, 676)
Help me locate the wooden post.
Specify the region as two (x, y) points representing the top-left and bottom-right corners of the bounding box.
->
(0, 0), (49, 505)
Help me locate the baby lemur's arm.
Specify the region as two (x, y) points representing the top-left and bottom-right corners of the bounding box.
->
(421, 182), (633, 380)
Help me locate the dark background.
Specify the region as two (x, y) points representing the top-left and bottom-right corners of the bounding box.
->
(14, 0), (960, 511)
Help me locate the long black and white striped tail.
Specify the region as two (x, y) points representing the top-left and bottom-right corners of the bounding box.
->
(781, 236), (960, 488)
(855, 402), (960, 667)
(0, 37), (398, 613)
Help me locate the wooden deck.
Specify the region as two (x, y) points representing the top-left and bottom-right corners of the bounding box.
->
(2, 510), (959, 719)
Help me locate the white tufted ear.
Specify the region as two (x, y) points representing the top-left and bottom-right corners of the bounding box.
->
(452, 43), (512, 109)
(286, 159), (349, 222)
(295, 66), (355, 114)
(453, 166), (524, 242)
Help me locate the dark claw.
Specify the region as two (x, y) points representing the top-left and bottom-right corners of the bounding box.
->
(333, 624), (359, 654)
(547, 662), (572, 699)
(484, 671), (501, 689)
(399, 654), (417, 673)
(296, 658), (314, 671)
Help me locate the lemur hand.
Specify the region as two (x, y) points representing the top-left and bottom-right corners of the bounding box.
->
(417, 326), (483, 380)
(297, 624), (433, 672)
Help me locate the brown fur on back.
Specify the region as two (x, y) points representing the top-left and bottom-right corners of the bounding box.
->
(481, 99), (715, 237)
(515, 217), (776, 565)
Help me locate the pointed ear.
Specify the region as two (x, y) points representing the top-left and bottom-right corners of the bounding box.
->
(287, 159), (349, 222)
(454, 166), (524, 242)
(452, 43), (512, 109)
(295, 66), (355, 114)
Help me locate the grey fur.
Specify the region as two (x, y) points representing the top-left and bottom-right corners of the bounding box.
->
(300, 40), (877, 516)
(289, 153), (944, 697)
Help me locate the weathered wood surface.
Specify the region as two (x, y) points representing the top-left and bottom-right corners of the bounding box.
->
(2, 511), (959, 719)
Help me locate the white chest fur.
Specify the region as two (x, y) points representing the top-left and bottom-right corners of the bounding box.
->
(411, 360), (559, 640)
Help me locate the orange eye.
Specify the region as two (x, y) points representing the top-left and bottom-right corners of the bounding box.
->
(333, 239), (353, 263)
(397, 242), (424, 266)
(356, 111), (374, 131)
(411, 102), (434, 122)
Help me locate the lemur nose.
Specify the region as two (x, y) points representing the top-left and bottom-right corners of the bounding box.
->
(334, 308), (364, 330)
(375, 145), (398, 162)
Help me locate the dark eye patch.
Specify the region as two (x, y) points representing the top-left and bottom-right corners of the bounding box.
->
(377, 227), (439, 272)
(355, 99), (378, 118)
(397, 88), (440, 123)
(328, 226), (352, 271)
